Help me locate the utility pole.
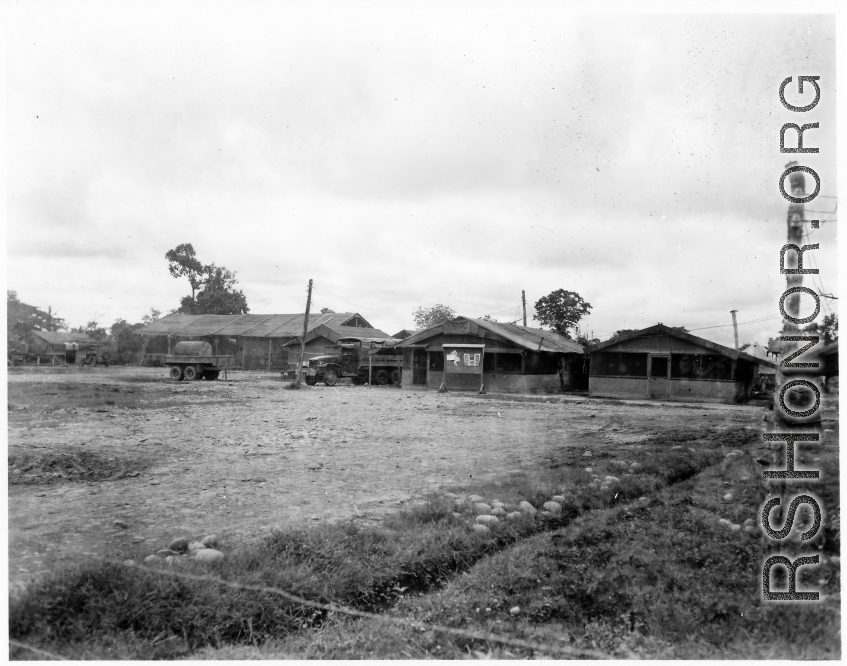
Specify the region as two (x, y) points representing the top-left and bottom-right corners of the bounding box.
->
(294, 279), (313, 386)
(730, 310), (739, 350)
(522, 290), (527, 327)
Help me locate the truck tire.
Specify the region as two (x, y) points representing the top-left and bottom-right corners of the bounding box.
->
(324, 369), (338, 386)
(183, 365), (199, 381)
(204, 370), (220, 380)
(305, 375), (318, 386)
(169, 365), (183, 380)
(390, 369), (400, 384)
(374, 369), (390, 385)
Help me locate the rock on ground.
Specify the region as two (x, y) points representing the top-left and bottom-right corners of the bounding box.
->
(472, 524), (490, 534)
(194, 548), (225, 563)
(518, 501), (537, 515)
(542, 501), (562, 514)
(167, 538), (190, 553)
(476, 514), (499, 526)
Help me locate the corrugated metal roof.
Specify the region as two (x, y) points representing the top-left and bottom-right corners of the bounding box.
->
(590, 324), (777, 369)
(27, 330), (98, 344)
(480, 320), (584, 353)
(283, 323), (392, 346)
(133, 312), (376, 338)
(395, 317), (584, 354)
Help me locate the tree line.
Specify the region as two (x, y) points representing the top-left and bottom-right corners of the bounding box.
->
(410, 290), (838, 348)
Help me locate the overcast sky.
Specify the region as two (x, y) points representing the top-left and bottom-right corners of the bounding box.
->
(6, 4), (838, 347)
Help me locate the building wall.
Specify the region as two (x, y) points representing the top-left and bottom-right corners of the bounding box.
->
(589, 376), (742, 403)
(589, 376), (649, 398)
(407, 369), (563, 394)
(669, 379), (738, 402)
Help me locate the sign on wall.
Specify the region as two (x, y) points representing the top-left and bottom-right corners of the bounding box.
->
(442, 344), (485, 374)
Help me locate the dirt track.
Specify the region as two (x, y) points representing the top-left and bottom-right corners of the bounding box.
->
(7, 366), (767, 596)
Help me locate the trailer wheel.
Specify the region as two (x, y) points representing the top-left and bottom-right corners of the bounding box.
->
(374, 369), (390, 385)
(324, 369), (338, 387)
(183, 365), (199, 381)
(390, 369), (400, 384)
(169, 365), (184, 380)
(305, 375), (318, 386)
(204, 371), (220, 380)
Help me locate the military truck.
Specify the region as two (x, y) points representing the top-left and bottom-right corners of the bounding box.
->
(304, 337), (402, 386)
(164, 341), (235, 381)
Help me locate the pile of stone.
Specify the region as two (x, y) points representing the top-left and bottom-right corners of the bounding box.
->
(140, 534), (225, 565)
(718, 517), (757, 535)
(608, 459), (642, 474)
(454, 493), (569, 534)
(586, 474), (621, 492)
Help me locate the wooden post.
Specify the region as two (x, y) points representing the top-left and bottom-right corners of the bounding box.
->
(522, 290), (527, 327)
(368, 350), (373, 387)
(294, 279), (313, 386)
(730, 310), (739, 350)
(268, 338), (272, 372)
(438, 350), (447, 393)
(479, 349), (485, 394)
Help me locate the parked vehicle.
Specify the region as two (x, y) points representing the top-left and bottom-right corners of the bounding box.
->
(81, 350), (111, 367)
(305, 337), (402, 386)
(164, 341), (234, 381)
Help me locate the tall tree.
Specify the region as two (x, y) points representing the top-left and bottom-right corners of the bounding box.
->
(533, 290), (592, 339)
(7, 291), (66, 336)
(166, 243), (206, 302)
(803, 313), (838, 345)
(110, 319), (145, 363)
(141, 309), (162, 325)
(165, 245), (250, 315)
(71, 320), (108, 340)
(192, 264), (249, 315)
(413, 304), (455, 329)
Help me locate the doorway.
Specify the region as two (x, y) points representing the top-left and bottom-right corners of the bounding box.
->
(649, 355), (669, 399)
(411, 349), (427, 385)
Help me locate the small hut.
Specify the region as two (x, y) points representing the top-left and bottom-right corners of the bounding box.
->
(395, 316), (585, 394)
(587, 324), (777, 403)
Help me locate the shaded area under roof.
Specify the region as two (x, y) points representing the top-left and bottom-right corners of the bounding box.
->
(133, 312), (374, 338)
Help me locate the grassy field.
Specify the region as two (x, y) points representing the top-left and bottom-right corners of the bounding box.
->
(9, 418), (840, 659)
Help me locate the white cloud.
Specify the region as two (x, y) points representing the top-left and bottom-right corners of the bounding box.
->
(6, 6), (837, 346)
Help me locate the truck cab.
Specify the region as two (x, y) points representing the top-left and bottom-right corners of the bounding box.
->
(305, 337), (401, 386)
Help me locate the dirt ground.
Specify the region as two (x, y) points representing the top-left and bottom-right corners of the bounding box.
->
(7, 365), (769, 597)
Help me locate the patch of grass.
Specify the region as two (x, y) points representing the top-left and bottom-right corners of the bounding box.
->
(8, 449), (147, 485)
(261, 428), (839, 659)
(14, 425), (823, 660)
